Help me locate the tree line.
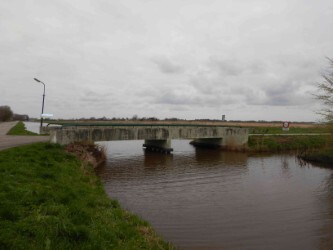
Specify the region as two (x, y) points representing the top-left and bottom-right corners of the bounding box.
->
(0, 106), (29, 122)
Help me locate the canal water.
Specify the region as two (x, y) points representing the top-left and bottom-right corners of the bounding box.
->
(24, 121), (41, 134)
(96, 140), (333, 250)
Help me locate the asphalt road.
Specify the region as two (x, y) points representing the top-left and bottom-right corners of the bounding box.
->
(0, 122), (49, 151)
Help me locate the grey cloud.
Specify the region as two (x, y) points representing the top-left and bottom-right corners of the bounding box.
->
(139, 82), (240, 109)
(187, 54), (320, 109)
(244, 79), (314, 106)
(209, 58), (245, 76)
(264, 85), (310, 106)
(249, 62), (267, 74)
(154, 89), (200, 105)
(151, 56), (184, 74)
(80, 90), (106, 103)
(79, 89), (120, 105)
(208, 57), (268, 77)
(189, 75), (220, 95)
(1, 0), (331, 121)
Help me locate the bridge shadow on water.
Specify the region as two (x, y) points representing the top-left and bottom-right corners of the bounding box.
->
(96, 140), (249, 178)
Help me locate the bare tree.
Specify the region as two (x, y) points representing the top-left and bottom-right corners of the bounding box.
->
(316, 58), (333, 123)
(0, 105), (13, 121)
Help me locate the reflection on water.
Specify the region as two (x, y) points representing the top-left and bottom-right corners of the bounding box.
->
(95, 140), (333, 249)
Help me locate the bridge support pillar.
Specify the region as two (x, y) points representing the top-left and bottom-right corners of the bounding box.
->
(190, 138), (223, 148)
(143, 139), (173, 154)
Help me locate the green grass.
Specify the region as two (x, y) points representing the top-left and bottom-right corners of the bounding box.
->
(0, 143), (172, 250)
(248, 125), (329, 134)
(7, 121), (38, 136)
(248, 135), (333, 152)
(248, 124), (333, 165)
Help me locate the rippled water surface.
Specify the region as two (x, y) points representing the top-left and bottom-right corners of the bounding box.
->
(95, 140), (333, 249)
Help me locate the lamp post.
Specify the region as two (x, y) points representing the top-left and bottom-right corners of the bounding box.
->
(33, 78), (46, 129)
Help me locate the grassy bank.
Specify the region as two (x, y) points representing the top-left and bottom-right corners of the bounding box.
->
(248, 124), (333, 164)
(300, 148), (333, 165)
(299, 124), (333, 165)
(248, 135), (333, 152)
(248, 125), (329, 134)
(7, 121), (38, 136)
(0, 143), (172, 249)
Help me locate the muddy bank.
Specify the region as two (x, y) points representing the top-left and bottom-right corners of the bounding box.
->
(65, 142), (106, 168)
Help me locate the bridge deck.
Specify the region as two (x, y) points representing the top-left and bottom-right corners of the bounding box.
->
(47, 122), (244, 128)
(48, 123), (249, 151)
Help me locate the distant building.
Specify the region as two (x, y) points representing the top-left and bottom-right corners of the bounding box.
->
(13, 114), (29, 121)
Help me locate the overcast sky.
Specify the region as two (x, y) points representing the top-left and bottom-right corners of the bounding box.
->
(1, 0), (333, 121)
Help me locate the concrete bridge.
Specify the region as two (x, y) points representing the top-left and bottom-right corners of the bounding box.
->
(48, 123), (249, 152)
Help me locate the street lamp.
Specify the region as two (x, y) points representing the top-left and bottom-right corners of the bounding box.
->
(33, 78), (46, 129)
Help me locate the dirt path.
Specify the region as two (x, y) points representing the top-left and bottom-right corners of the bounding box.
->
(0, 122), (49, 151)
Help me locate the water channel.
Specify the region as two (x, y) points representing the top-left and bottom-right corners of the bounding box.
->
(24, 121), (41, 134)
(24, 122), (333, 249)
(96, 140), (333, 250)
